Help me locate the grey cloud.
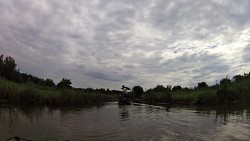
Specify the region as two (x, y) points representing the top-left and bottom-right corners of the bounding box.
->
(161, 52), (229, 73)
(243, 45), (250, 62)
(85, 70), (135, 82)
(148, 0), (250, 41)
(0, 0), (250, 89)
(107, 8), (136, 25)
(139, 52), (230, 86)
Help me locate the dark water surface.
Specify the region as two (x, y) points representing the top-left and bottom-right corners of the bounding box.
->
(1, 102), (250, 141)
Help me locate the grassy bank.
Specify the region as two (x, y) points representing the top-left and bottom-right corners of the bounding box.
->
(1, 74), (250, 106)
(141, 75), (250, 105)
(0, 78), (117, 106)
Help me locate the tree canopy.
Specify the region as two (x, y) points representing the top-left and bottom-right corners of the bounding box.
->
(57, 78), (72, 89)
(132, 86), (144, 98)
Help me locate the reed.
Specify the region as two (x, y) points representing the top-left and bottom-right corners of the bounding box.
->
(142, 91), (171, 104)
(0, 78), (117, 106)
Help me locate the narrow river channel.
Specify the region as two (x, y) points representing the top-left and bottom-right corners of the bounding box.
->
(1, 102), (250, 141)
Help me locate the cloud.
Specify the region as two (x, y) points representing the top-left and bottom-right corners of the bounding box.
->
(243, 44), (250, 62)
(0, 0), (250, 89)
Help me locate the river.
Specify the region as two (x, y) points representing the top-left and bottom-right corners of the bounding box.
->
(1, 102), (250, 141)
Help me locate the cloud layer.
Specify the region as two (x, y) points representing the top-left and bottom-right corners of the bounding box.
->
(0, 0), (250, 89)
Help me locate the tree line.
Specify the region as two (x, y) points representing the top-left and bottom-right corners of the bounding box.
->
(0, 54), (121, 94)
(1, 53), (250, 98)
(0, 54), (69, 88)
(131, 73), (250, 99)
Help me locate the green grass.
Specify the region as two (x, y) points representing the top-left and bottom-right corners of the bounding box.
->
(171, 89), (217, 104)
(0, 78), (117, 106)
(141, 77), (250, 105)
(142, 91), (171, 104)
(216, 79), (250, 103)
(1, 74), (250, 106)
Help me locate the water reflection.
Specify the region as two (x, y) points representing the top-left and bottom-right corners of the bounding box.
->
(192, 103), (250, 125)
(118, 105), (129, 121)
(0, 102), (250, 141)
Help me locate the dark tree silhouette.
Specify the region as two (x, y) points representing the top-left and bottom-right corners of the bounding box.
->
(57, 78), (72, 89)
(154, 85), (166, 92)
(44, 78), (56, 87)
(197, 82), (208, 89)
(0, 55), (4, 77)
(132, 86), (144, 98)
(233, 75), (244, 82)
(220, 78), (231, 85)
(0, 54), (20, 82)
(172, 85), (182, 91)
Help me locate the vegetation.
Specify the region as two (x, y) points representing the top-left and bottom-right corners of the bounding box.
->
(132, 86), (144, 98)
(138, 73), (250, 105)
(1, 53), (250, 106)
(0, 54), (117, 106)
(0, 78), (117, 106)
(57, 78), (72, 89)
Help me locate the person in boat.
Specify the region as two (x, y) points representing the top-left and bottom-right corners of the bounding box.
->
(119, 85), (130, 104)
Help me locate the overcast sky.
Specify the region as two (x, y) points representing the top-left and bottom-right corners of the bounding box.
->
(0, 0), (250, 90)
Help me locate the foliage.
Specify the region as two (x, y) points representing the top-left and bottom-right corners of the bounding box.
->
(1, 53), (250, 106)
(0, 55), (19, 82)
(142, 72), (250, 105)
(132, 86), (144, 98)
(44, 79), (56, 87)
(220, 78), (231, 85)
(197, 82), (208, 89)
(57, 78), (72, 89)
(172, 85), (182, 91)
(142, 91), (171, 104)
(0, 79), (117, 106)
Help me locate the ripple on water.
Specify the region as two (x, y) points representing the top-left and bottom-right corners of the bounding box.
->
(1, 102), (250, 141)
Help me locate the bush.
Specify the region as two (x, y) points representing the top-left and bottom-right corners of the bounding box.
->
(18, 88), (45, 105)
(142, 91), (171, 103)
(132, 86), (144, 98)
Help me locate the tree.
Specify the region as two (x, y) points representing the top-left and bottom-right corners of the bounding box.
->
(233, 75), (244, 82)
(57, 78), (72, 89)
(153, 85), (166, 92)
(172, 85), (182, 91)
(197, 82), (208, 89)
(220, 78), (231, 85)
(132, 86), (144, 98)
(0, 55), (17, 80)
(44, 78), (56, 87)
(0, 54), (4, 77)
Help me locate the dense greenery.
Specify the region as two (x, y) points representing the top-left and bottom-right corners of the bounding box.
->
(0, 54), (118, 106)
(1, 53), (250, 106)
(139, 73), (250, 104)
(0, 78), (117, 106)
(57, 78), (72, 89)
(132, 86), (144, 98)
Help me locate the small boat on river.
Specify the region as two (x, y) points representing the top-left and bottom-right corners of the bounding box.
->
(118, 94), (131, 105)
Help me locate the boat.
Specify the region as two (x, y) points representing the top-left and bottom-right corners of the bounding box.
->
(118, 95), (131, 105)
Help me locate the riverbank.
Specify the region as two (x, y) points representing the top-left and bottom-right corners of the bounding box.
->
(1, 73), (250, 106)
(0, 78), (117, 106)
(140, 77), (250, 105)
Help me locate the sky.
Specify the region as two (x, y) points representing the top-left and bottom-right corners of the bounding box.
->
(0, 0), (250, 90)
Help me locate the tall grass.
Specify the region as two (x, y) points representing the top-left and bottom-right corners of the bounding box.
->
(216, 78), (250, 103)
(0, 78), (117, 106)
(142, 91), (171, 104)
(141, 76), (250, 105)
(170, 89), (217, 104)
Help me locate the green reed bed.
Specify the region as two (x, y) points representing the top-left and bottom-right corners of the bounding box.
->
(142, 91), (171, 104)
(0, 79), (117, 106)
(142, 79), (250, 105)
(171, 89), (217, 104)
(216, 79), (250, 103)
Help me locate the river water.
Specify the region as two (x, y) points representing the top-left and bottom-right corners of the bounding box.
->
(0, 102), (250, 141)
